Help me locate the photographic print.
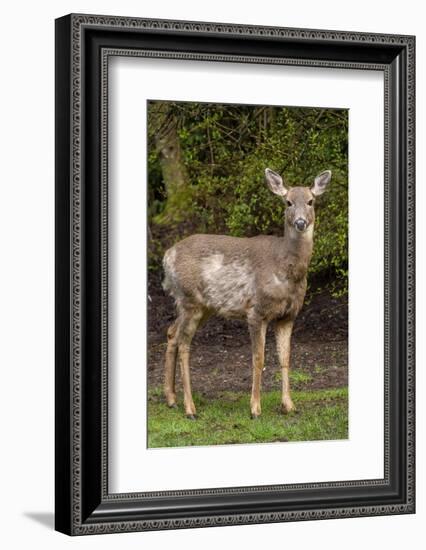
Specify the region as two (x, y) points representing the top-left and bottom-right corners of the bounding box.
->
(147, 100), (349, 448)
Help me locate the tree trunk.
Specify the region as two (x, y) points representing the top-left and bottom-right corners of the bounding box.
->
(149, 102), (190, 224)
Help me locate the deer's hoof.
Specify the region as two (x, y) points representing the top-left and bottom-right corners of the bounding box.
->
(251, 413), (261, 420)
(281, 402), (296, 414)
(168, 402), (178, 409)
(186, 414), (197, 420)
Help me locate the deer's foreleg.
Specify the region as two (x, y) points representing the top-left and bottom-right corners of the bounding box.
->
(249, 319), (267, 418)
(275, 319), (295, 413)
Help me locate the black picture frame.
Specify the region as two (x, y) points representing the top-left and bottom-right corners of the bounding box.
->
(55, 13), (415, 536)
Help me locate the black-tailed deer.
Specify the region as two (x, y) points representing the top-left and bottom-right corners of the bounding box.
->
(162, 168), (331, 418)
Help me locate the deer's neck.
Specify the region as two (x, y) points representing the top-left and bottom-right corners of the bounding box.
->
(279, 223), (314, 277)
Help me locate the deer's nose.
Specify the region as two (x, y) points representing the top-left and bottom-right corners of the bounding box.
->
(295, 218), (307, 232)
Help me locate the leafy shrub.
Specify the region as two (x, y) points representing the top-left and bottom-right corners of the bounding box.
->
(148, 103), (348, 295)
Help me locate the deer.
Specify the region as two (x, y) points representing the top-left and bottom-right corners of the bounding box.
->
(162, 168), (331, 419)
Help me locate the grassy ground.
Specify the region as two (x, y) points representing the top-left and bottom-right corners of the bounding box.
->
(147, 386), (348, 448)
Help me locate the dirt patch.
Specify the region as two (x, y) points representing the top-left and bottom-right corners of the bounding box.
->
(147, 272), (348, 397)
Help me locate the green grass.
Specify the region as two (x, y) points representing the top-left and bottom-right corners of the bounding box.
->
(274, 369), (313, 387)
(148, 387), (348, 448)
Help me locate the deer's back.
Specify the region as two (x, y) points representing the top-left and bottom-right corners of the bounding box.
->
(163, 234), (307, 320)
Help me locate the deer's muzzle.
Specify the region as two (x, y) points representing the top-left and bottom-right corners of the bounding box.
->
(294, 218), (308, 232)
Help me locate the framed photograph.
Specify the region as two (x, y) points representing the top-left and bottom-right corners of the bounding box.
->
(55, 14), (415, 535)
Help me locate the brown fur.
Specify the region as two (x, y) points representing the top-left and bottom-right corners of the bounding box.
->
(162, 169), (331, 418)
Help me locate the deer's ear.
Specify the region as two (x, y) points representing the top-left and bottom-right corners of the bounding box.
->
(311, 170), (331, 196)
(265, 168), (288, 197)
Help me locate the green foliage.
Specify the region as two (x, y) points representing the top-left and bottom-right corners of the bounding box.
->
(147, 387), (348, 448)
(148, 102), (348, 294)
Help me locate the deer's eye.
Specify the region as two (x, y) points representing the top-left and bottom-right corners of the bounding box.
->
(286, 200), (293, 207)
(307, 199), (313, 206)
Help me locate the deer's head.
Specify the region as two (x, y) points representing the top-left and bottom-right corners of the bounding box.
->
(265, 168), (331, 233)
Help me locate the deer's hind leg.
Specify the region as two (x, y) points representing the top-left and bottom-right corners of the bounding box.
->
(177, 307), (204, 419)
(164, 319), (179, 408)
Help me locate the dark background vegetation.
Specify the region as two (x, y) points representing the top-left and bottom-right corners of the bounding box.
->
(146, 100), (349, 447)
(147, 100), (348, 297)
